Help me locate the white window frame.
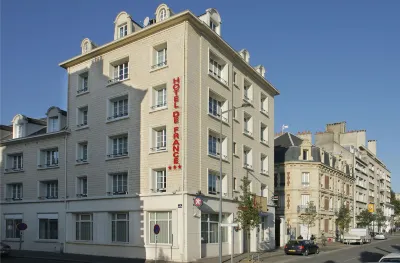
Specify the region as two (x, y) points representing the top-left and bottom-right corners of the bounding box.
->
(151, 126), (167, 152)
(77, 177), (88, 197)
(243, 80), (253, 103)
(243, 146), (253, 169)
(8, 183), (23, 200)
(301, 194), (310, 207)
(155, 169), (167, 192)
(113, 62), (129, 82)
(8, 154), (23, 171)
(77, 106), (88, 127)
(208, 92), (229, 122)
(260, 155), (268, 175)
(5, 217), (22, 239)
(260, 94), (268, 114)
(75, 214), (93, 241)
(119, 24), (128, 38)
(152, 84), (167, 109)
(201, 214), (228, 244)
(108, 96), (128, 120)
(260, 123), (268, 144)
(111, 213), (129, 243)
(209, 20), (217, 32)
(209, 53), (228, 85)
(152, 43), (168, 69)
(302, 172), (310, 187)
(233, 72), (238, 86)
(41, 149), (59, 168)
(78, 72), (89, 94)
(108, 135), (128, 158)
(208, 131), (228, 160)
(48, 117), (59, 132)
(149, 211), (172, 244)
(45, 181), (58, 199)
(208, 171), (220, 195)
(77, 142), (88, 163)
(111, 172), (128, 195)
(159, 9), (167, 21)
(243, 113), (253, 136)
(38, 215), (58, 240)
(15, 124), (23, 138)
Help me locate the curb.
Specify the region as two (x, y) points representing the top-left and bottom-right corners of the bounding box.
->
(10, 255), (92, 263)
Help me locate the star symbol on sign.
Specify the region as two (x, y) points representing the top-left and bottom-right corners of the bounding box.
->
(168, 166), (172, 170)
(178, 164), (182, 169)
(173, 165), (177, 170)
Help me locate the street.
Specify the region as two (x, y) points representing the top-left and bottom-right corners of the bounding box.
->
(266, 235), (400, 263)
(1, 257), (70, 263)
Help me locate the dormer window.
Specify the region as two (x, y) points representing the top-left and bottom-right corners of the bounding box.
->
(15, 124), (23, 138)
(119, 24), (128, 38)
(48, 117), (59, 132)
(210, 20), (217, 32)
(159, 9), (167, 21)
(83, 43), (88, 53)
(303, 150), (308, 160)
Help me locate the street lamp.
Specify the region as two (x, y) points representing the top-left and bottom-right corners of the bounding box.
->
(218, 102), (252, 263)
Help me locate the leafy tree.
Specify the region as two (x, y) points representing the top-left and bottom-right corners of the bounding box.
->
(356, 209), (375, 228)
(390, 190), (400, 216)
(374, 208), (386, 232)
(298, 201), (317, 239)
(336, 205), (352, 235)
(236, 175), (261, 253)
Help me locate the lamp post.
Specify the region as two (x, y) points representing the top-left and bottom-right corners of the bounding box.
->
(218, 102), (251, 263)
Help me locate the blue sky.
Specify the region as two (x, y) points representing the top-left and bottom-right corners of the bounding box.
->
(1, 1), (399, 191)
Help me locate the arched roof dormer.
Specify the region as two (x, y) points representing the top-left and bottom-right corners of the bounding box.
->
(155, 4), (173, 23)
(198, 8), (222, 35)
(12, 114), (27, 125)
(114, 11), (134, 40)
(81, 38), (97, 54)
(239, 49), (250, 63)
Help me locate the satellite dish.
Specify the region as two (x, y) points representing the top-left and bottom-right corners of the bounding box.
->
(143, 17), (150, 27)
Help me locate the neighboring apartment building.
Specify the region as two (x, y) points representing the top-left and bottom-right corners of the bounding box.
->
(274, 132), (354, 246)
(1, 4), (279, 262)
(0, 107), (69, 252)
(315, 122), (394, 232)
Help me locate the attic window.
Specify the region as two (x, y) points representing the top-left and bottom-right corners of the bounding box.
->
(83, 43), (88, 53)
(15, 124), (23, 138)
(159, 9), (167, 21)
(302, 150), (308, 160)
(210, 20), (217, 32)
(48, 117), (59, 132)
(118, 24), (128, 38)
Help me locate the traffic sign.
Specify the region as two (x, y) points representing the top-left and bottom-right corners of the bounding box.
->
(154, 224), (160, 235)
(16, 223), (27, 231)
(194, 196), (203, 207)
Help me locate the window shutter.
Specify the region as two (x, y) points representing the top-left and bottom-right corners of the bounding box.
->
(325, 176), (329, 189)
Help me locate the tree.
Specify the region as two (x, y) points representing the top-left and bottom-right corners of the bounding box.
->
(374, 208), (386, 232)
(390, 190), (400, 216)
(298, 201), (317, 239)
(336, 205), (352, 235)
(356, 209), (375, 228)
(236, 175), (261, 253)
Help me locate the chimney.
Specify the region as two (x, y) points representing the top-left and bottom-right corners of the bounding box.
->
(326, 121), (346, 134)
(296, 131), (312, 143)
(238, 49), (250, 63)
(254, 65), (266, 77)
(367, 140), (377, 156)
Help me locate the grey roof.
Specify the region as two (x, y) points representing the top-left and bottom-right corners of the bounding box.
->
(29, 127), (47, 136)
(26, 117), (46, 126)
(275, 132), (303, 147)
(0, 125), (12, 131)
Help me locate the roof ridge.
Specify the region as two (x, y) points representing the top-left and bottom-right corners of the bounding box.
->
(287, 133), (294, 146)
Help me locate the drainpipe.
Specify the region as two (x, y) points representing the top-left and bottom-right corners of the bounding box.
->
(63, 131), (68, 253)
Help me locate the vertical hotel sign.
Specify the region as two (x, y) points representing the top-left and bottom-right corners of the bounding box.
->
(168, 77), (182, 170)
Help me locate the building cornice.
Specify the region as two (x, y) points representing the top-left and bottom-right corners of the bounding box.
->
(59, 11), (280, 96)
(359, 145), (390, 173)
(0, 130), (69, 146)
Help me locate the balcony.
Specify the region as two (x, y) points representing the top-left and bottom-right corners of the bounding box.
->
(38, 162), (59, 169)
(297, 205), (316, 214)
(151, 60), (167, 69)
(301, 182), (310, 188)
(4, 167), (24, 173)
(107, 152), (128, 159)
(107, 112), (129, 121)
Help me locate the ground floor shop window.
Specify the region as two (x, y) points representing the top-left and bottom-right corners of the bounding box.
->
(38, 214), (58, 239)
(149, 211), (172, 244)
(5, 217), (22, 239)
(76, 214), (93, 241)
(201, 213), (228, 243)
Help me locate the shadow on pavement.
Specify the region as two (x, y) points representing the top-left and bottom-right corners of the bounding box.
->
(392, 245), (400, 252)
(324, 261), (337, 263)
(359, 251), (384, 262)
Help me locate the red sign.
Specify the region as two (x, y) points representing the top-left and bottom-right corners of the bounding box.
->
(194, 197), (203, 207)
(168, 77), (182, 170)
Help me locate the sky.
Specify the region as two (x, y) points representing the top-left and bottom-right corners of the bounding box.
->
(1, 0), (399, 191)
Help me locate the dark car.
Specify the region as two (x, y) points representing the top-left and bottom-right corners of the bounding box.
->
(0, 242), (11, 256)
(284, 240), (319, 256)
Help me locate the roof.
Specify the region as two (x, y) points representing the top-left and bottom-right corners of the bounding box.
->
(274, 132), (303, 147)
(0, 125), (12, 131)
(26, 117), (46, 126)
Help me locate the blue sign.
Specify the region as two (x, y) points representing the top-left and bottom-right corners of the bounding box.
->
(16, 223), (28, 231)
(154, 224), (160, 235)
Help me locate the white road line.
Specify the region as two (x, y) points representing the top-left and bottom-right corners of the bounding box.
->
(343, 257), (358, 262)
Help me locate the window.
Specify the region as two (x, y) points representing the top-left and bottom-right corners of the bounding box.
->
(83, 42), (88, 53)
(149, 212), (172, 244)
(75, 214), (93, 241)
(112, 173), (128, 195)
(201, 214), (227, 243)
(77, 177), (88, 197)
(324, 197), (329, 210)
(233, 108), (238, 120)
(48, 117), (59, 132)
(303, 150), (308, 160)
(209, 53), (227, 85)
(15, 124), (23, 138)
(77, 106), (88, 127)
(329, 198), (333, 211)
(108, 135), (128, 158)
(155, 169), (167, 192)
(233, 72), (238, 86)
(38, 215), (58, 240)
(152, 84), (167, 109)
(8, 183), (23, 200)
(325, 176), (330, 190)
(208, 131), (228, 160)
(111, 62), (129, 82)
(301, 194), (310, 207)
(151, 126), (166, 152)
(243, 79), (253, 102)
(108, 96), (128, 120)
(243, 112), (253, 136)
(233, 142), (237, 155)
(260, 93), (268, 114)
(159, 8), (167, 21)
(78, 72), (88, 94)
(5, 217), (22, 239)
(112, 213), (129, 242)
(243, 146), (253, 169)
(152, 43), (168, 68)
(324, 219), (329, 233)
(45, 181), (58, 199)
(39, 148), (59, 168)
(233, 177), (237, 191)
(7, 153), (23, 171)
(77, 142), (88, 163)
(210, 20), (217, 31)
(261, 155), (268, 175)
(208, 93), (228, 122)
(302, 172), (310, 187)
(119, 24), (127, 38)
(260, 123), (268, 144)
(208, 171), (220, 195)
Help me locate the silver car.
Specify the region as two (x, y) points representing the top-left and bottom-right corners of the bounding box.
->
(379, 253), (400, 262)
(374, 233), (387, 240)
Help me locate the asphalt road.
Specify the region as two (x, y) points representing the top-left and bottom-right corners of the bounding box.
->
(267, 235), (400, 263)
(1, 257), (70, 263)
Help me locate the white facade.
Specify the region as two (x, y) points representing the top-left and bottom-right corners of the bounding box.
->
(1, 4), (279, 262)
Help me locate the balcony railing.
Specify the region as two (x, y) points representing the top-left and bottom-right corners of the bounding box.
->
(208, 111), (228, 122)
(208, 70), (228, 85)
(150, 145), (167, 152)
(107, 112), (128, 120)
(38, 162), (59, 168)
(76, 158), (88, 163)
(108, 74), (129, 84)
(151, 61), (167, 69)
(107, 152), (128, 158)
(77, 87), (88, 94)
(38, 195), (58, 200)
(302, 182), (310, 188)
(297, 205), (316, 214)
(77, 122), (88, 127)
(208, 151), (228, 160)
(5, 197), (23, 201)
(4, 167), (24, 172)
(244, 129), (253, 136)
(76, 193), (88, 198)
(151, 101), (167, 109)
(107, 190), (128, 196)
(244, 163), (253, 170)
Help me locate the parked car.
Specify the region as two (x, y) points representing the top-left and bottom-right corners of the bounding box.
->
(284, 240), (319, 256)
(0, 242), (11, 257)
(374, 233), (387, 240)
(378, 253), (400, 262)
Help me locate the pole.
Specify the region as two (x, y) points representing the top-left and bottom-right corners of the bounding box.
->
(19, 231), (22, 250)
(219, 112), (223, 263)
(231, 226), (234, 263)
(155, 235), (157, 263)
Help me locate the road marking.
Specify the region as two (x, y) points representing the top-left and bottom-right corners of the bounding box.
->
(343, 257), (358, 262)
